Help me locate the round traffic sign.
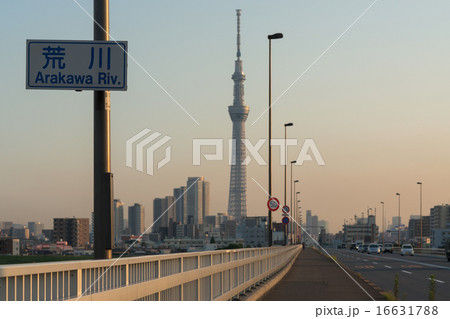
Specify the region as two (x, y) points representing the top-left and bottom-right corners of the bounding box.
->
(267, 197), (280, 211)
(282, 205), (290, 214)
(282, 216), (290, 224)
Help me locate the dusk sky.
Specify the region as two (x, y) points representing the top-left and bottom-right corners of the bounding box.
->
(3, 0), (450, 233)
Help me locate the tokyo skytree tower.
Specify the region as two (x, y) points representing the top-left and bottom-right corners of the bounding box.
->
(227, 9), (249, 222)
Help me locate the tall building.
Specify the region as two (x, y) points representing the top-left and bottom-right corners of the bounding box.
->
(53, 218), (89, 247)
(186, 177), (209, 225)
(227, 9), (249, 223)
(28, 222), (44, 238)
(114, 199), (124, 244)
(311, 215), (319, 237)
(306, 210), (312, 231)
(174, 186), (187, 224)
(128, 203), (145, 236)
(430, 204), (450, 229)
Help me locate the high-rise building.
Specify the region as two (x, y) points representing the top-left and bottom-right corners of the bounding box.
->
(28, 222), (44, 238)
(174, 186), (187, 224)
(430, 205), (450, 229)
(227, 9), (249, 223)
(153, 197), (175, 232)
(53, 218), (89, 247)
(306, 210), (312, 233)
(186, 177), (209, 225)
(311, 215), (319, 237)
(128, 203), (145, 236)
(114, 199), (124, 244)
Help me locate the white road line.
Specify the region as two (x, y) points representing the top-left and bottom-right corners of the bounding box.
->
(428, 278), (445, 284)
(372, 262), (378, 265)
(385, 265), (392, 269)
(357, 257), (360, 260)
(402, 270), (412, 275)
(374, 255), (450, 271)
(363, 259), (368, 262)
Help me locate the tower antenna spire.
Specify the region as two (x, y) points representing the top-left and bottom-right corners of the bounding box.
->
(236, 9), (241, 59)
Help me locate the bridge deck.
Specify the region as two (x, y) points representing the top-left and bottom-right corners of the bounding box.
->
(260, 248), (384, 301)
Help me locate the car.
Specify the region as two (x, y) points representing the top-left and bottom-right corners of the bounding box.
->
(401, 244), (414, 256)
(337, 243), (346, 249)
(350, 243), (357, 250)
(382, 243), (394, 253)
(367, 243), (380, 254)
(359, 244), (369, 253)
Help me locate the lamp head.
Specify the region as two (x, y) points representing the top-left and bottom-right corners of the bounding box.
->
(268, 33), (283, 40)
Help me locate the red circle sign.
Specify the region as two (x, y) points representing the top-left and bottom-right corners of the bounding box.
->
(267, 197), (280, 211)
(282, 205), (290, 214)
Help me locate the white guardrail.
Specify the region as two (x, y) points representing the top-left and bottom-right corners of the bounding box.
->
(0, 245), (301, 301)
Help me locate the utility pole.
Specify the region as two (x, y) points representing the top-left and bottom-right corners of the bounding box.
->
(93, 0), (114, 259)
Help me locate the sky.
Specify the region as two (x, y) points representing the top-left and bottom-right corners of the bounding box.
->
(2, 0), (450, 233)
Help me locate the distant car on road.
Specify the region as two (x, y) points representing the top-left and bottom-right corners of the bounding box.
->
(337, 243), (346, 249)
(359, 244), (369, 253)
(382, 243), (393, 253)
(401, 244), (414, 256)
(350, 243), (357, 250)
(367, 243), (380, 254)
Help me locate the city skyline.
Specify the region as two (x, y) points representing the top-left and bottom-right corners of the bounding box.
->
(4, 1), (450, 233)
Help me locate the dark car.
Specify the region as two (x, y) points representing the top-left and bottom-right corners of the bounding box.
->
(359, 244), (369, 253)
(350, 243), (357, 250)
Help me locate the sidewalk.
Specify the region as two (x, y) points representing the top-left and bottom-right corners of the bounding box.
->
(260, 248), (384, 301)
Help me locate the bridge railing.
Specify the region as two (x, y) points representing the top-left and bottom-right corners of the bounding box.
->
(0, 245), (301, 301)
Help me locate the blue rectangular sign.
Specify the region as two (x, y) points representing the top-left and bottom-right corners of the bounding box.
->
(26, 40), (127, 91)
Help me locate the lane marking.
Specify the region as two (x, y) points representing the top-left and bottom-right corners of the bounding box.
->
(373, 255), (450, 271)
(384, 265), (392, 269)
(372, 262), (378, 265)
(428, 278), (445, 284)
(363, 259), (368, 262)
(401, 270), (412, 274)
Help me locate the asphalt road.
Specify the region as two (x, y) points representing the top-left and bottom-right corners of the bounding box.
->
(326, 248), (450, 301)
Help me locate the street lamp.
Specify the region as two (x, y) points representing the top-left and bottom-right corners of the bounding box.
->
(293, 181), (299, 244)
(283, 123), (293, 246)
(292, 178), (299, 244)
(396, 193), (401, 246)
(417, 182), (422, 248)
(284, 123), (293, 208)
(380, 201), (385, 246)
(267, 32), (283, 247)
(289, 160), (296, 245)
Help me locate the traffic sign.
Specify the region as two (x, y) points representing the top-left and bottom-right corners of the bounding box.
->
(26, 40), (128, 90)
(282, 205), (290, 214)
(282, 216), (290, 224)
(267, 197), (280, 211)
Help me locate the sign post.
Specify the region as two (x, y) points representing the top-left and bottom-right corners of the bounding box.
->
(93, 0), (113, 260)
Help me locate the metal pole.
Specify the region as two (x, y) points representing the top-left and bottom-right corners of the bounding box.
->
(380, 201), (384, 247)
(396, 193), (401, 246)
(268, 38), (272, 247)
(361, 212), (364, 243)
(93, 0), (113, 260)
(418, 182), (422, 248)
(289, 162), (294, 245)
(284, 125), (287, 210)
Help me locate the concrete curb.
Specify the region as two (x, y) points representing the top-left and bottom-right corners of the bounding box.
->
(241, 247), (302, 301)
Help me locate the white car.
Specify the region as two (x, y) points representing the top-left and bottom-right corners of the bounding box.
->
(401, 244), (414, 256)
